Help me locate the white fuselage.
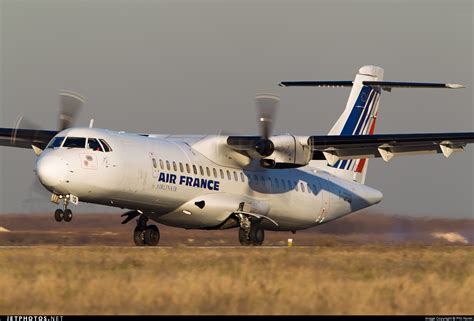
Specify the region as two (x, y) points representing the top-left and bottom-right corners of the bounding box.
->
(36, 128), (383, 231)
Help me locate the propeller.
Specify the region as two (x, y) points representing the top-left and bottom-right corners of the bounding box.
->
(12, 90), (85, 144)
(58, 90), (85, 131)
(255, 93), (279, 157)
(11, 90), (86, 205)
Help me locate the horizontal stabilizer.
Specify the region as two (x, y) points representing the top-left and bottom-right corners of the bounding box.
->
(362, 81), (464, 91)
(279, 81), (464, 91)
(279, 81), (353, 88)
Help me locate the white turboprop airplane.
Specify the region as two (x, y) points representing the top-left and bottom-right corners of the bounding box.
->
(1, 65), (472, 246)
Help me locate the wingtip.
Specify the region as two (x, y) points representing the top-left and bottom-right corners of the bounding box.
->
(446, 83), (465, 89)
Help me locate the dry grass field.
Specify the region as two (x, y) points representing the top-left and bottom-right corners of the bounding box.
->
(0, 213), (472, 314)
(0, 246), (473, 315)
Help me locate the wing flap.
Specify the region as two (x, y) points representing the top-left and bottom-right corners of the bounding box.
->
(310, 133), (474, 163)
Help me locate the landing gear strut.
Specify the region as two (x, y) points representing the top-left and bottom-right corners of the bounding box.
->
(53, 195), (73, 223)
(133, 214), (160, 246)
(237, 214), (265, 246)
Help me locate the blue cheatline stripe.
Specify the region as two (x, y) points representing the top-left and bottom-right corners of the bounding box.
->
(340, 86), (372, 136)
(339, 159), (348, 169)
(345, 159), (353, 170)
(354, 90), (376, 135)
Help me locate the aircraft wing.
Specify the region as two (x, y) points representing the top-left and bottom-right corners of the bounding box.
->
(309, 132), (474, 164)
(0, 128), (58, 150)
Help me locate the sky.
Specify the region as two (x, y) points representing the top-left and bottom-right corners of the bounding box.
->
(0, 0), (472, 217)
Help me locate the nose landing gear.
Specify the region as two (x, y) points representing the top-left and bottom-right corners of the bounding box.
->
(52, 194), (75, 223)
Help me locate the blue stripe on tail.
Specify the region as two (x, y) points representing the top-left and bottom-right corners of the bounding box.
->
(339, 86), (372, 136)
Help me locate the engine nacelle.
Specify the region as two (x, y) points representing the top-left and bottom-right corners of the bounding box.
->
(261, 135), (312, 168)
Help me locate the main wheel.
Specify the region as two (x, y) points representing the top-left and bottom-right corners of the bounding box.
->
(133, 226), (145, 246)
(249, 225), (265, 246)
(144, 225), (160, 246)
(54, 209), (64, 222)
(63, 209), (73, 222)
(238, 228), (251, 246)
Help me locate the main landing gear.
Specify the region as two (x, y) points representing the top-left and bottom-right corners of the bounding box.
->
(53, 195), (74, 223)
(133, 214), (160, 246)
(237, 214), (265, 246)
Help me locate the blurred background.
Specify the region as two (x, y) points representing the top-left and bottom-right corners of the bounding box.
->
(0, 0), (472, 217)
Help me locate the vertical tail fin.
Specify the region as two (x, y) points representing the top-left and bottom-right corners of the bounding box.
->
(328, 65), (384, 184)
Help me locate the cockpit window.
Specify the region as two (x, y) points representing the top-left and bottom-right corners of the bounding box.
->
(63, 137), (86, 148)
(87, 138), (103, 152)
(46, 136), (65, 149)
(99, 139), (112, 152)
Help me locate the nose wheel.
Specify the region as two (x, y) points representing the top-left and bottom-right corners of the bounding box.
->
(133, 214), (160, 246)
(53, 195), (73, 223)
(54, 209), (64, 222)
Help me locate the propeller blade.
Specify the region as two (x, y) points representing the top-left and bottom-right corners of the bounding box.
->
(11, 115), (44, 146)
(58, 90), (85, 131)
(255, 93), (279, 139)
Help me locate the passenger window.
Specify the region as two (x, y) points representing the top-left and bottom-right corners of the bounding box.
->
(213, 168), (217, 178)
(152, 158), (157, 169)
(63, 137), (86, 148)
(240, 172), (245, 182)
(312, 184), (318, 195)
(179, 163), (184, 172)
(199, 166), (204, 176)
(288, 180), (292, 189)
(159, 160), (164, 169)
(173, 161), (177, 171)
(254, 175), (259, 184)
(87, 138), (103, 151)
(186, 164), (190, 174)
(47, 136), (65, 149)
(295, 182), (299, 191)
(301, 182), (305, 193)
(233, 171), (238, 181)
(99, 139), (112, 152)
(206, 167), (210, 176)
(275, 178), (279, 188)
(281, 179), (286, 189)
(220, 169), (224, 179)
(226, 170), (231, 180)
(267, 177), (272, 187)
(166, 161), (170, 171)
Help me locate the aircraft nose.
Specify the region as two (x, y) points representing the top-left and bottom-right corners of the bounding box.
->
(36, 154), (68, 189)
